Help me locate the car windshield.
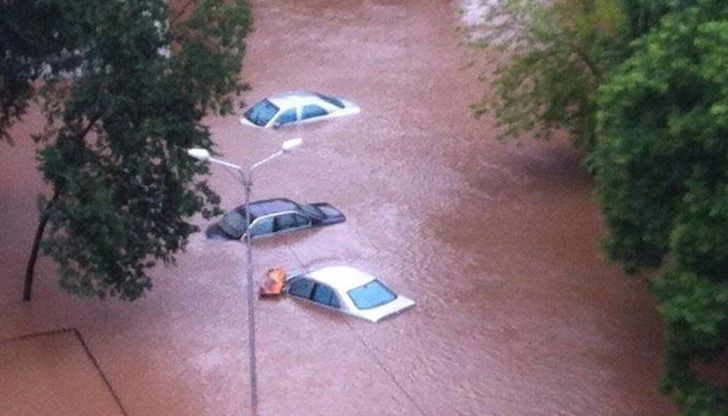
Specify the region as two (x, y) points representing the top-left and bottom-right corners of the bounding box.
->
(315, 93), (345, 109)
(297, 203), (324, 219)
(347, 280), (397, 310)
(244, 99), (279, 126)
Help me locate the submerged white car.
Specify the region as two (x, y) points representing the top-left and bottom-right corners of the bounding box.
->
(284, 266), (415, 322)
(240, 91), (360, 128)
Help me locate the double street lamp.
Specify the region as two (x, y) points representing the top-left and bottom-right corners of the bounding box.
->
(187, 137), (303, 412)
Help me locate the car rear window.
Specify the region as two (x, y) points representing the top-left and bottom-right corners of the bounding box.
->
(315, 94), (345, 109)
(220, 209), (249, 239)
(297, 203), (324, 219)
(347, 280), (397, 310)
(244, 99), (279, 126)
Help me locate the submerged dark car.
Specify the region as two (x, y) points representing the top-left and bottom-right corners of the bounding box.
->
(217, 198), (346, 240)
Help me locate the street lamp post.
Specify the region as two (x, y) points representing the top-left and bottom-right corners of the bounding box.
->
(187, 138), (302, 412)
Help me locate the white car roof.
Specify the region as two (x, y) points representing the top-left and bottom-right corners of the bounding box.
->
(267, 91), (321, 108)
(305, 265), (376, 293)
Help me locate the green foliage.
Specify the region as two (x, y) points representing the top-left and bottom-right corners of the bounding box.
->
(0, 0), (80, 141)
(468, 0), (630, 150)
(593, 1), (728, 272)
(170, 0), (252, 115)
(593, 0), (728, 412)
(620, 0), (695, 38)
(2, 0), (251, 300)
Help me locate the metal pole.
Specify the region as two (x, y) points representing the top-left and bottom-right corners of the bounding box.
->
(243, 170), (258, 411)
(187, 141), (300, 415)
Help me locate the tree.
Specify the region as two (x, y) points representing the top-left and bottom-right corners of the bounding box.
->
(620, 0), (694, 38)
(0, 0), (252, 301)
(467, 0), (628, 150)
(592, 1), (728, 413)
(465, 0), (697, 150)
(0, 0), (77, 142)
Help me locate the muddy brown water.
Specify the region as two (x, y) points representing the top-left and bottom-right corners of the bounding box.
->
(0, 1), (676, 415)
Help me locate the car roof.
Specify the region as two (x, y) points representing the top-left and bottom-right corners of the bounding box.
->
(246, 198), (299, 218)
(266, 91), (322, 107)
(304, 266), (377, 292)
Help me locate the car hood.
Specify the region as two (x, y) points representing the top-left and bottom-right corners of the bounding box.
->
(356, 295), (415, 323)
(338, 98), (361, 114)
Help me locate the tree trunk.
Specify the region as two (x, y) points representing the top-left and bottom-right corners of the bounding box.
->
(23, 190), (58, 302)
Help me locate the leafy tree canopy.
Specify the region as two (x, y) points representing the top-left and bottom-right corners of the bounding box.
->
(0, 0), (77, 141)
(593, 0), (728, 412)
(1, 0), (252, 300)
(466, 0), (703, 150)
(468, 0), (630, 150)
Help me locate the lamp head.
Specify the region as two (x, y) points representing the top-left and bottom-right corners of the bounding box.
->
(280, 138), (303, 153)
(187, 148), (211, 161)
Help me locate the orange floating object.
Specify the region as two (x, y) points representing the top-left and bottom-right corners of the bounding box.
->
(259, 267), (286, 298)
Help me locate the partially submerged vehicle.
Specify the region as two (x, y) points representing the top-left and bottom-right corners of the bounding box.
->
(284, 265), (415, 322)
(218, 198), (345, 240)
(240, 91), (360, 128)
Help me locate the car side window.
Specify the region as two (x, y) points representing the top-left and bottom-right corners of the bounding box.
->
(275, 108), (297, 126)
(311, 284), (340, 308)
(275, 213), (311, 231)
(249, 217), (274, 236)
(301, 104), (328, 120)
(293, 213), (311, 227)
(275, 213), (297, 231)
(288, 278), (314, 299)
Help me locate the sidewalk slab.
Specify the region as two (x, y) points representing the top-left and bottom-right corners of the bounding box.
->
(0, 329), (127, 416)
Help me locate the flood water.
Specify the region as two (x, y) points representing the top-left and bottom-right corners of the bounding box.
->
(0, 1), (676, 415)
